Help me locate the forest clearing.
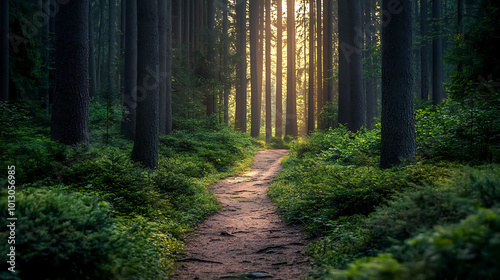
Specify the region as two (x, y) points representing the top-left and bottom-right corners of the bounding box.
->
(1, 0), (499, 279)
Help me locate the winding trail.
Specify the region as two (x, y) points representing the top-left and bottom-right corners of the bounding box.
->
(174, 150), (310, 280)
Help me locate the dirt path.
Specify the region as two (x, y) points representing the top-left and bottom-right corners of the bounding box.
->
(174, 150), (310, 280)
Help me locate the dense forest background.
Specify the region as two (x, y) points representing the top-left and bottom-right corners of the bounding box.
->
(1, 0), (500, 279)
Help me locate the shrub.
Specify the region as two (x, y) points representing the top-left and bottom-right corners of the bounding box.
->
(0, 189), (121, 280)
(327, 208), (500, 280)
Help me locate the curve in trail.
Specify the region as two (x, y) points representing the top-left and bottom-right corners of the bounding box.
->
(174, 149), (310, 280)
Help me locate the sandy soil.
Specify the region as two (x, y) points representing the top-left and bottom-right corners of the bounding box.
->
(174, 149), (311, 280)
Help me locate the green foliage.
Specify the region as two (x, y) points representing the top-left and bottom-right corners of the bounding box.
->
(266, 137), (291, 149)
(325, 208), (500, 280)
(0, 189), (120, 280)
(1, 103), (259, 278)
(416, 100), (500, 163)
(320, 102), (339, 129)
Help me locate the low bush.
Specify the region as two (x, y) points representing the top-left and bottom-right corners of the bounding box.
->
(0, 189), (121, 280)
(324, 208), (500, 280)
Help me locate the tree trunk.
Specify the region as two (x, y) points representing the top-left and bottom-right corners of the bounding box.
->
(121, 0), (137, 140)
(286, 0), (297, 137)
(276, 0), (283, 137)
(206, 0), (216, 116)
(250, 0), (260, 137)
(364, 0), (375, 129)
(89, 1), (97, 100)
(96, 0), (105, 95)
(420, 0), (430, 100)
(338, 0), (350, 127)
(316, 0), (323, 129)
(108, 0), (116, 96)
(51, 0), (89, 145)
(380, 0), (416, 168)
(348, 0), (365, 131)
(183, 0), (190, 60)
(159, 0), (168, 134)
(265, 0), (272, 139)
(257, 0), (264, 135)
(131, 0), (160, 169)
(236, 0), (247, 132)
(223, 0), (230, 124)
(0, 0), (7, 101)
(457, 0), (465, 72)
(308, 0), (315, 134)
(432, 0), (443, 104)
(324, 0), (334, 108)
(172, 0), (182, 47)
(165, 0), (173, 134)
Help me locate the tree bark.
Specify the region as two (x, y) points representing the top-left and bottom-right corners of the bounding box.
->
(265, 0), (272, 139)
(432, 0), (443, 104)
(108, 0), (116, 96)
(165, 0), (173, 134)
(159, 0), (168, 134)
(206, 0), (216, 116)
(338, 0), (350, 127)
(286, 0), (297, 137)
(131, 0), (160, 169)
(348, 0), (365, 131)
(316, 0), (323, 129)
(223, 0), (230, 124)
(121, 0), (137, 140)
(236, 0), (247, 132)
(51, 0), (89, 145)
(172, 0), (182, 48)
(364, 0), (375, 129)
(250, 0), (260, 137)
(89, 1), (97, 100)
(276, 0), (283, 137)
(420, 0), (430, 100)
(307, 0), (315, 134)
(380, 0), (416, 168)
(0, 0), (8, 101)
(0, 0), (7, 101)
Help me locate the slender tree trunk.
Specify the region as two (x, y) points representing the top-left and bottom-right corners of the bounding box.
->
(286, 0), (297, 137)
(348, 0), (365, 131)
(173, 0), (182, 48)
(432, 0), (443, 104)
(250, 0), (260, 137)
(89, 1), (97, 100)
(108, 0), (116, 96)
(308, 0), (315, 134)
(183, 0), (190, 60)
(237, 0), (247, 132)
(206, 0), (216, 116)
(159, 0), (168, 134)
(165, 0), (173, 134)
(121, 0), (137, 140)
(380, 0), (415, 168)
(324, 0), (334, 106)
(421, 0), (430, 100)
(223, 0), (230, 124)
(265, 0), (272, 139)
(316, 0), (323, 129)
(51, 0), (89, 145)
(276, 0), (283, 137)
(96, 0), (105, 95)
(132, 0), (160, 169)
(0, 0), (7, 101)
(364, 0), (375, 129)
(257, 0), (264, 132)
(338, 0), (350, 126)
(457, 0), (465, 72)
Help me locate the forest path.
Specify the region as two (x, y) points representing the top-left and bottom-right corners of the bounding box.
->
(174, 149), (310, 280)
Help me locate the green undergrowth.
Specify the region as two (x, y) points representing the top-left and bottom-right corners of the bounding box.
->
(269, 122), (500, 279)
(0, 102), (260, 279)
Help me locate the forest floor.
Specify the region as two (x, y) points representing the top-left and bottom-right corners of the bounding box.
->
(174, 149), (311, 280)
